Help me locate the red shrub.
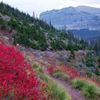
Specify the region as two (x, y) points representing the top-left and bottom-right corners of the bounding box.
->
(47, 67), (56, 74)
(0, 44), (44, 100)
(64, 66), (80, 79)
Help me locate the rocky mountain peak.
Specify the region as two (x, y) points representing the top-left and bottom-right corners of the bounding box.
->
(40, 6), (100, 30)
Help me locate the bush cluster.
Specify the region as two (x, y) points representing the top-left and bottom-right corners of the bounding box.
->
(0, 44), (44, 99)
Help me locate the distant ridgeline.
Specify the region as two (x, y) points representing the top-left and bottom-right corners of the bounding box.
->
(0, 2), (90, 51)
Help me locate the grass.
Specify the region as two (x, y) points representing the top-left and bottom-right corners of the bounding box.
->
(72, 78), (100, 99)
(72, 78), (86, 90)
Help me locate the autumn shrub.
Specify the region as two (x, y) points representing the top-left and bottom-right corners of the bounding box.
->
(47, 66), (57, 74)
(0, 44), (44, 100)
(64, 67), (80, 79)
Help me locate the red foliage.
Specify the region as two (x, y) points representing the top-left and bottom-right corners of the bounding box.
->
(64, 66), (80, 79)
(94, 81), (100, 86)
(47, 66), (80, 79)
(64, 66), (100, 86)
(0, 44), (44, 100)
(47, 67), (56, 74)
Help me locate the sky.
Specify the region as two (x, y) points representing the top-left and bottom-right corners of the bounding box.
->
(0, 0), (100, 16)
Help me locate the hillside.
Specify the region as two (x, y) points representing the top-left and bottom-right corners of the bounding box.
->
(0, 2), (100, 100)
(0, 33), (100, 100)
(0, 2), (91, 51)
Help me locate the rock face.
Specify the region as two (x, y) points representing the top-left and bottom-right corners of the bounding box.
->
(40, 6), (100, 30)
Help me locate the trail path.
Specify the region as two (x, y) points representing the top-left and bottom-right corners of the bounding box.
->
(56, 79), (86, 100)
(48, 74), (87, 100)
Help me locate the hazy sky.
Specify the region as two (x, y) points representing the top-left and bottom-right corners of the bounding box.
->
(0, 0), (100, 16)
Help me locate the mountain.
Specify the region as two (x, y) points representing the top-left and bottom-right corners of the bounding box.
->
(77, 6), (100, 16)
(40, 6), (100, 31)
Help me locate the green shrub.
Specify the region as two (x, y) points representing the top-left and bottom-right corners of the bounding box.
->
(72, 78), (86, 90)
(52, 70), (70, 81)
(85, 53), (95, 67)
(72, 78), (100, 98)
(32, 64), (43, 73)
(83, 84), (97, 97)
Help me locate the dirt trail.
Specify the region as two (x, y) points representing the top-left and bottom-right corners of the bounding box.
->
(54, 78), (87, 100)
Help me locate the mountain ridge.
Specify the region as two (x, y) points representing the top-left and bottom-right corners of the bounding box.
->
(40, 6), (100, 31)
